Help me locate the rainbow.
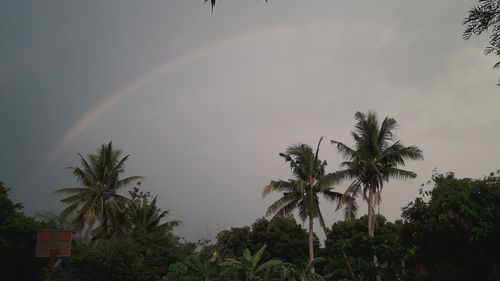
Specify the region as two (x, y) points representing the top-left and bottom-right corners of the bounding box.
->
(47, 26), (300, 160)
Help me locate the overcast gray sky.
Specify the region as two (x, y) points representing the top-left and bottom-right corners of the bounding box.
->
(1, 0), (499, 241)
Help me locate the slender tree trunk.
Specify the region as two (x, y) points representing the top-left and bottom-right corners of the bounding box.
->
(341, 249), (360, 281)
(368, 188), (382, 281)
(367, 190), (375, 238)
(368, 189), (380, 281)
(308, 214), (315, 273)
(307, 183), (316, 273)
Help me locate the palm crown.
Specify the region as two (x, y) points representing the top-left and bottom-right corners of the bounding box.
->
(331, 111), (423, 236)
(55, 142), (143, 239)
(263, 137), (355, 264)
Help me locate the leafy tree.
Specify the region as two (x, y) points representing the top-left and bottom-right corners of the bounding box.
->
(250, 217), (314, 265)
(55, 229), (194, 281)
(210, 225), (252, 260)
(401, 171), (500, 281)
(0, 181), (44, 281)
(331, 111), (423, 239)
(320, 215), (407, 281)
(55, 142), (143, 239)
(35, 210), (79, 233)
(463, 0), (500, 85)
(207, 216), (314, 265)
(57, 238), (146, 281)
(263, 138), (354, 266)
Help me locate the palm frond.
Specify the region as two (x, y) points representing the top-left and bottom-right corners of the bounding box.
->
(265, 192), (301, 217)
(54, 187), (88, 195)
(322, 190), (343, 203)
(78, 153), (97, 180)
(263, 180), (297, 197)
(340, 195), (358, 221)
(317, 207), (327, 232)
(317, 173), (335, 190)
(267, 198), (301, 229)
(330, 140), (358, 161)
(117, 176), (144, 190)
(378, 117), (397, 148)
(384, 167), (417, 180)
(60, 202), (81, 219)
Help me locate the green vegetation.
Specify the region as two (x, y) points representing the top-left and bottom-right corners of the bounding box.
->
(401, 171), (500, 280)
(320, 215), (407, 280)
(203, 216), (313, 265)
(1, 111), (499, 280)
(0, 182), (44, 281)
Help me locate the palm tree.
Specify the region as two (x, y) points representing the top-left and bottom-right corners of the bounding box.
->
(126, 194), (181, 235)
(263, 137), (356, 266)
(331, 111), (423, 238)
(55, 142), (143, 239)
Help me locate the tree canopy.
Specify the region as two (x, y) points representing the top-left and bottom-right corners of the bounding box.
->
(207, 216), (315, 265)
(401, 171), (500, 280)
(464, 0), (500, 85)
(0, 182), (44, 281)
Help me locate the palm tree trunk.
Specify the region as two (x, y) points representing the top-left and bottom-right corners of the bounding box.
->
(368, 189), (380, 280)
(368, 190), (375, 238)
(308, 214), (315, 273)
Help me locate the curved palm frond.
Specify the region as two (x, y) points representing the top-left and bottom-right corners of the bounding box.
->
(265, 192), (301, 217)
(378, 117), (397, 149)
(263, 180), (298, 197)
(330, 140), (358, 161)
(383, 167), (418, 180)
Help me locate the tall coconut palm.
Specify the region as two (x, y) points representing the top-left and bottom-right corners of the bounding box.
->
(331, 112), (423, 238)
(55, 142), (143, 239)
(263, 137), (356, 265)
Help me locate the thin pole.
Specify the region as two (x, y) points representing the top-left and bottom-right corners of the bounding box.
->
(47, 250), (57, 281)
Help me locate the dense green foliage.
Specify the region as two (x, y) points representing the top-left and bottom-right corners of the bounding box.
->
(320, 215), (407, 281)
(166, 245), (330, 281)
(55, 232), (194, 281)
(205, 216), (315, 265)
(402, 171), (500, 281)
(0, 182), (44, 281)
